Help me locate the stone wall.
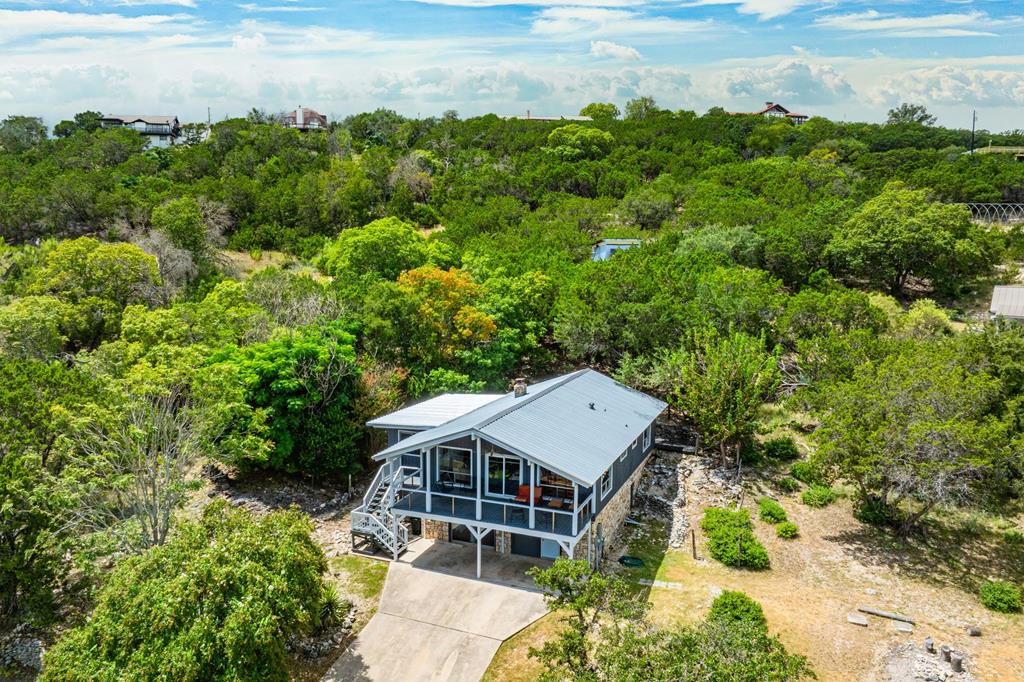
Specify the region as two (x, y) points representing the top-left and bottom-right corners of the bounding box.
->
(592, 454), (649, 562)
(423, 519), (448, 541)
(495, 530), (512, 556)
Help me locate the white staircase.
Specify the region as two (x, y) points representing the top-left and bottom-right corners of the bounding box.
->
(351, 465), (414, 557)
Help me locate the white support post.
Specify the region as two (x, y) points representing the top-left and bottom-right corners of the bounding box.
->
(392, 513), (399, 561)
(572, 484), (578, 536)
(476, 530), (482, 579)
(475, 437), (482, 520)
(424, 448), (432, 514)
(529, 462), (535, 529)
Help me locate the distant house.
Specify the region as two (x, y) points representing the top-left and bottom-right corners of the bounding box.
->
(745, 102), (809, 125)
(990, 286), (1024, 322)
(503, 110), (592, 122)
(99, 115), (179, 148)
(283, 106), (328, 131)
(592, 238), (642, 261)
(353, 370), (667, 576)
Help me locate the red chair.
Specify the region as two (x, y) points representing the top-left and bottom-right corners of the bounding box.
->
(514, 485), (542, 505)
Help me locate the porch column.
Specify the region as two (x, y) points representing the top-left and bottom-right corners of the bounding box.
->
(475, 437), (482, 520)
(424, 448), (432, 514)
(392, 513), (399, 561)
(528, 462), (535, 529)
(476, 530), (482, 579)
(572, 483), (578, 536)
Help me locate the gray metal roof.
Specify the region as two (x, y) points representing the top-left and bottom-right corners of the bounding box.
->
(372, 369), (667, 486)
(991, 286), (1024, 319)
(366, 393), (504, 430)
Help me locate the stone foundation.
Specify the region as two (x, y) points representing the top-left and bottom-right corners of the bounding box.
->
(495, 530), (512, 556)
(423, 519), (448, 541)
(592, 455), (649, 564)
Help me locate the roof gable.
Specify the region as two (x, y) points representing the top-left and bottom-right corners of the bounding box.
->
(366, 393), (504, 430)
(991, 286), (1024, 318)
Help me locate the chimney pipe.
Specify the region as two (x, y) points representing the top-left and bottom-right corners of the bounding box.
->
(765, 101), (774, 108)
(513, 377), (527, 398)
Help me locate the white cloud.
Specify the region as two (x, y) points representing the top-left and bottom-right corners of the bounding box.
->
(0, 9), (192, 43)
(709, 58), (855, 106)
(232, 32), (268, 50)
(531, 7), (715, 39)
(814, 10), (1018, 38)
(402, 0), (644, 5)
(680, 0), (818, 21)
(590, 40), (641, 61)
(115, 0), (197, 7)
(872, 66), (1024, 107)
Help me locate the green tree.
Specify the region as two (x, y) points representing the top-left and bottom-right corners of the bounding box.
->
(812, 343), (1017, 535)
(316, 216), (453, 282)
(670, 329), (780, 474)
(546, 124), (615, 161)
(150, 196), (214, 270)
(41, 501), (333, 682)
(624, 96), (661, 121)
(886, 103), (936, 126)
(52, 111), (102, 138)
(828, 183), (999, 296)
(579, 102), (620, 121)
(0, 115), (47, 153)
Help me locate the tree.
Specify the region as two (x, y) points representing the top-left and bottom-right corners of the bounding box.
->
(669, 329), (780, 474)
(620, 183), (674, 229)
(204, 320), (363, 475)
(149, 196), (214, 271)
(828, 183), (999, 296)
(41, 501), (333, 682)
(316, 217), (453, 282)
(546, 124), (615, 161)
(52, 111), (102, 138)
(0, 115), (47, 153)
(527, 558), (648, 680)
(624, 96), (661, 121)
(886, 103), (936, 126)
(812, 343), (1017, 535)
(579, 102), (620, 121)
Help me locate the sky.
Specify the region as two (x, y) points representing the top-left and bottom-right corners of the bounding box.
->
(1, 1), (1023, 131)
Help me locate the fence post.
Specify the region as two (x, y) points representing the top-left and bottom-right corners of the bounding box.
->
(691, 528), (697, 560)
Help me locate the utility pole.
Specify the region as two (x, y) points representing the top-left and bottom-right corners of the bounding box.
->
(970, 109), (977, 155)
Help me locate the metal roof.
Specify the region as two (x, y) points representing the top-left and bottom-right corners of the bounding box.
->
(991, 286), (1024, 319)
(372, 369), (667, 486)
(366, 393), (504, 430)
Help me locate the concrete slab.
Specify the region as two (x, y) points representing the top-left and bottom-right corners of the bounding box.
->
(847, 613), (869, 627)
(324, 540), (549, 682)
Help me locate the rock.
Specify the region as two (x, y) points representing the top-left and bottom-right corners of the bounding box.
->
(894, 621), (914, 633)
(847, 612), (869, 626)
(966, 626), (981, 637)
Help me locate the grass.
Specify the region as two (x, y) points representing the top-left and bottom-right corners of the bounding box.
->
(482, 612), (564, 682)
(330, 555), (389, 601)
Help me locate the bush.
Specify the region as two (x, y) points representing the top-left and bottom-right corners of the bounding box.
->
(758, 497), (788, 524)
(319, 583), (351, 628)
(776, 521), (800, 539)
(854, 497), (897, 526)
(41, 500), (331, 682)
(775, 476), (800, 493)
(701, 507), (770, 570)
(801, 484), (837, 508)
(762, 437), (800, 461)
(979, 580), (1022, 613)
(790, 461), (819, 485)
(708, 590), (767, 631)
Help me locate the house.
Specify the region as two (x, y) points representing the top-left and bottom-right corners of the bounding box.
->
(502, 110), (593, 122)
(353, 369), (667, 577)
(99, 114), (180, 148)
(990, 286), (1024, 322)
(592, 238), (642, 262)
(748, 102), (809, 125)
(283, 106), (328, 131)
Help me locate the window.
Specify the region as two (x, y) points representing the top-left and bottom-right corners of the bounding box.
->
(487, 453), (521, 497)
(643, 425), (652, 450)
(437, 446), (472, 488)
(537, 467), (573, 501)
(619, 450), (627, 462)
(600, 468), (613, 500)
(632, 437), (639, 450)
(396, 430), (416, 442)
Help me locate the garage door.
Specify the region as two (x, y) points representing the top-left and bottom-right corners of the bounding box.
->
(510, 533), (540, 557)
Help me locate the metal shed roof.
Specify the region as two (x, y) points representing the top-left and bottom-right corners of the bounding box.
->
(366, 393), (503, 430)
(372, 369), (667, 486)
(991, 286), (1024, 319)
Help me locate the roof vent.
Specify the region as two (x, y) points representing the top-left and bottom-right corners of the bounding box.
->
(513, 377), (528, 398)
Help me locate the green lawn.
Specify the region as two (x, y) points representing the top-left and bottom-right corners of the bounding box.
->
(330, 555), (389, 600)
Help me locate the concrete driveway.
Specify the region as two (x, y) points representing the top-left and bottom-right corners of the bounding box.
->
(324, 540), (549, 682)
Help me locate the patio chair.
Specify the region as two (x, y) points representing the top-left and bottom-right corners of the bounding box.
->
(514, 484), (542, 505)
(436, 472), (454, 493)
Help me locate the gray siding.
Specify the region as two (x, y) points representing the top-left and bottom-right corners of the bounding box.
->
(593, 422), (655, 517)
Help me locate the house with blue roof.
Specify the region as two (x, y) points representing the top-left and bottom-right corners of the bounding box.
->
(352, 369), (667, 577)
(591, 238), (642, 261)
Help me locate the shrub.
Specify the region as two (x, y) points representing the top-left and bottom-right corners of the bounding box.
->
(319, 583), (351, 628)
(801, 484), (837, 508)
(758, 497), (788, 524)
(776, 521), (800, 539)
(708, 590), (767, 631)
(790, 461), (819, 485)
(854, 497), (897, 526)
(41, 501), (330, 682)
(762, 437), (800, 461)
(979, 580), (1022, 613)
(701, 507), (770, 570)
(775, 476), (800, 493)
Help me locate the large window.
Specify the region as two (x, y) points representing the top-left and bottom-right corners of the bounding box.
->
(437, 446), (472, 488)
(538, 467), (573, 501)
(487, 454), (522, 497)
(643, 425), (652, 450)
(599, 468), (613, 500)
